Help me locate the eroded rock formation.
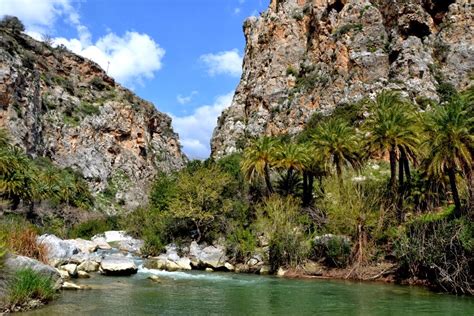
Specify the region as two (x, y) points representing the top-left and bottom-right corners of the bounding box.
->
(211, 0), (473, 158)
(0, 29), (187, 212)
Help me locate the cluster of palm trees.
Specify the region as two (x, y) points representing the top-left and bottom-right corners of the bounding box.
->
(0, 129), (93, 218)
(241, 89), (473, 220)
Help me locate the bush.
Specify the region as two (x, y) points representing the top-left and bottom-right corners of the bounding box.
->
(255, 195), (311, 271)
(226, 226), (256, 262)
(313, 235), (351, 268)
(69, 217), (119, 239)
(5, 269), (56, 308)
(395, 216), (473, 295)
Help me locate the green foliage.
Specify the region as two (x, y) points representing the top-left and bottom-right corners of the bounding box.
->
(226, 226), (257, 262)
(78, 101), (100, 116)
(286, 65), (298, 77)
(69, 217), (119, 239)
(6, 269), (56, 308)
(0, 131), (93, 211)
(333, 23), (363, 38)
(255, 195), (311, 271)
(313, 236), (351, 268)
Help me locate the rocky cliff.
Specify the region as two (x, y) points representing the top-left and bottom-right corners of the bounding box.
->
(0, 29), (186, 213)
(211, 0), (473, 158)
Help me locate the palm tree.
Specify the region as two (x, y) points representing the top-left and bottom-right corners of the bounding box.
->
(422, 98), (473, 217)
(241, 136), (278, 194)
(310, 118), (361, 184)
(363, 91), (420, 193)
(273, 142), (309, 195)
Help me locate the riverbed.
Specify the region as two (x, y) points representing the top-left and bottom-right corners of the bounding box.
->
(23, 267), (474, 316)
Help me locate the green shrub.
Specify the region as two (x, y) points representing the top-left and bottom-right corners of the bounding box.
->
(226, 226), (256, 261)
(255, 195), (311, 271)
(79, 101), (100, 116)
(69, 217), (119, 239)
(313, 235), (351, 268)
(6, 269), (56, 308)
(333, 23), (363, 38)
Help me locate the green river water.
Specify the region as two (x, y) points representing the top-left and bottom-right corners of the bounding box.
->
(23, 268), (474, 316)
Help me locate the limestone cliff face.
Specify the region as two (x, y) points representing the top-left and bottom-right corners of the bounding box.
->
(0, 30), (187, 213)
(211, 0), (473, 158)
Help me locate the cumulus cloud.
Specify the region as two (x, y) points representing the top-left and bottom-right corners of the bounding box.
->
(200, 49), (242, 77)
(176, 91), (198, 105)
(54, 32), (165, 85)
(0, 0), (165, 86)
(172, 92), (234, 159)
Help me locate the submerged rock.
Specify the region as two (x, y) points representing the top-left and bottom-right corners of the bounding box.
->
(62, 282), (90, 290)
(100, 257), (137, 276)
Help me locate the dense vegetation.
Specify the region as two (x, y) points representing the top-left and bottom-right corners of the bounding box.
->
(121, 87), (472, 294)
(0, 85), (472, 295)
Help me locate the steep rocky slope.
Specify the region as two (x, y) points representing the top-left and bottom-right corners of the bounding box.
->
(0, 29), (186, 213)
(211, 0), (473, 158)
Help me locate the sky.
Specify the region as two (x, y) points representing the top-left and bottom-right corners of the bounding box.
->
(0, 0), (269, 159)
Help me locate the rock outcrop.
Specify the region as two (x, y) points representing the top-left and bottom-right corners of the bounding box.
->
(211, 0), (473, 158)
(0, 29), (187, 212)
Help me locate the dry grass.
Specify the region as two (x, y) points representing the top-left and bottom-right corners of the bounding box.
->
(5, 228), (48, 264)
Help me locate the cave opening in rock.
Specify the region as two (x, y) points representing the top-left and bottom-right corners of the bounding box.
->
(322, 0), (344, 19)
(423, 0), (455, 25)
(402, 21), (431, 39)
(389, 50), (400, 64)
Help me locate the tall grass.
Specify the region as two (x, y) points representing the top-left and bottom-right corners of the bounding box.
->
(5, 269), (56, 308)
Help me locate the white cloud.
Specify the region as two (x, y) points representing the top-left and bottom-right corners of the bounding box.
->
(1, 0), (165, 86)
(0, 0), (77, 34)
(233, 8), (241, 15)
(172, 92), (234, 159)
(200, 49), (242, 77)
(54, 32), (165, 85)
(177, 91), (198, 105)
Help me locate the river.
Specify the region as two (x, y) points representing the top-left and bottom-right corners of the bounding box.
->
(23, 267), (474, 316)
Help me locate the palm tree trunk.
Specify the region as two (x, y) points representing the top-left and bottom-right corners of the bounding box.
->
(302, 171), (309, 206)
(397, 154), (404, 223)
(398, 150), (405, 189)
(447, 167), (462, 218)
(389, 146), (397, 193)
(308, 174), (314, 204)
(403, 155), (411, 187)
(264, 164), (273, 195)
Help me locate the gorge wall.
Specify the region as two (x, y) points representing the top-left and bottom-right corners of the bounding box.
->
(211, 0), (473, 158)
(0, 29), (187, 213)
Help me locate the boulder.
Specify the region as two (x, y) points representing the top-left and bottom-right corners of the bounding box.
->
(224, 262), (235, 272)
(60, 264), (78, 277)
(77, 271), (90, 278)
(90, 237), (112, 250)
(175, 257), (192, 270)
(100, 257), (137, 276)
(189, 241), (228, 269)
(37, 234), (81, 266)
(148, 275), (161, 283)
(103, 231), (129, 243)
(57, 269), (71, 280)
(117, 238), (144, 254)
(259, 265), (271, 275)
(5, 255), (61, 282)
(276, 267), (287, 277)
(205, 267), (214, 272)
(78, 260), (100, 272)
(69, 239), (98, 253)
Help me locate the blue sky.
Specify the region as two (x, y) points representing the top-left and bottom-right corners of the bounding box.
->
(0, 0), (269, 158)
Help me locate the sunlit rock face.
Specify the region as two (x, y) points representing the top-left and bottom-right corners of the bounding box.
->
(0, 30), (187, 213)
(211, 0), (473, 158)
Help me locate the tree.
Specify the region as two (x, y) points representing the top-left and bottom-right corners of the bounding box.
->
(363, 91), (419, 194)
(422, 98), (473, 217)
(167, 165), (233, 242)
(274, 142), (309, 195)
(0, 16), (25, 33)
(241, 136), (277, 194)
(310, 118), (361, 184)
